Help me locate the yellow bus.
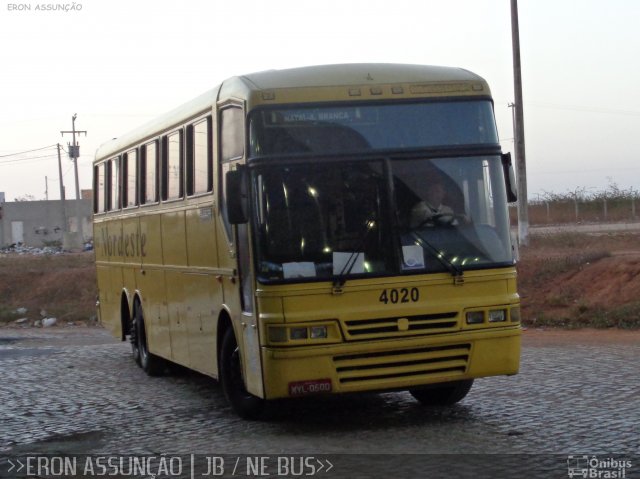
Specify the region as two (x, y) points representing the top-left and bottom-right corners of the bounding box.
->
(93, 63), (521, 419)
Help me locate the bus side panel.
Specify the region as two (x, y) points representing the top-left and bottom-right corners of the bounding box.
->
(162, 210), (190, 365)
(138, 213), (171, 360)
(165, 271), (189, 365)
(186, 204), (218, 268)
(185, 204), (221, 376)
(183, 273), (219, 376)
(96, 264), (120, 338)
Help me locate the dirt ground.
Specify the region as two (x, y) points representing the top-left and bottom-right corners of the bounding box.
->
(517, 231), (640, 328)
(1, 231), (640, 329)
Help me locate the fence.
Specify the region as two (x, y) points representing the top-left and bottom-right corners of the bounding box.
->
(509, 197), (639, 225)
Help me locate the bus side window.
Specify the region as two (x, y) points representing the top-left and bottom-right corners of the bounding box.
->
(141, 141), (159, 204)
(123, 149), (138, 208)
(93, 163), (106, 213)
(220, 106), (245, 239)
(107, 156), (121, 211)
(162, 130), (184, 201)
(221, 107), (244, 162)
(187, 116), (213, 196)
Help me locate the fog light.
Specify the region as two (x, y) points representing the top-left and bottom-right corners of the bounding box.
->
(269, 327), (287, 343)
(310, 326), (328, 339)
(290, 327), (308, 340)
(466, 311), (484, 324)
(489, 309), (507, 322)
(510, 307), (521, 323)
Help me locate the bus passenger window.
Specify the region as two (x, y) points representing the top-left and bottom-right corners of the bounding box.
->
(191, 117), (212, 195)
(108, 157), (120, 211)
(94, 163), (106, 213)
(124, 149), (138, 207)
(164, 131), (183, 200)
(142, 141), (158, 204)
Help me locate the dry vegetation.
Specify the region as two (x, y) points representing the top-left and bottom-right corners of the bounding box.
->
(0, 252), (96, 325)
(2, 232), (640, 329)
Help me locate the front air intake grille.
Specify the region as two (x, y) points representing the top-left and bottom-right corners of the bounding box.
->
(333, 343), (471, 385)
(343, 312), (458, 340)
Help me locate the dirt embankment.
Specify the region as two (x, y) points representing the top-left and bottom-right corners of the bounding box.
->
(1, 231), (640, 329)
(517, 232), (640, 328)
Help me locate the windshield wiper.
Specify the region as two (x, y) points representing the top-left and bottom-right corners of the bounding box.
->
(408, 230), (464, 285)
(332, 219), (376, 292)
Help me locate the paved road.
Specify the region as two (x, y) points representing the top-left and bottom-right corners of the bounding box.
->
(0, 327), (638, 478)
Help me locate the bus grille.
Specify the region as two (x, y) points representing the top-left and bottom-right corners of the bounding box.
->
(333, 343), (470, 386)
(343, 312), (458, 340)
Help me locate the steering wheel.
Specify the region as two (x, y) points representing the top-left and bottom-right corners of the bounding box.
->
(416, 212), (456, 228)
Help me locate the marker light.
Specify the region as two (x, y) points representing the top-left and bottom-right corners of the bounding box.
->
(510, 307), (521, 323)
(268, 327), (287, 343)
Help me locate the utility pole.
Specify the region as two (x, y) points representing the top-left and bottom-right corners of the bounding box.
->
(510, 0), (529, 246)
(60, 114), (87, 249)
(56, 143), (68, 235)
(60, 113), (87, 200)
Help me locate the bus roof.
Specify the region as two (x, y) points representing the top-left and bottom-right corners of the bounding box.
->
(95, 64), (488, 161)
(238, 63), (485, 90)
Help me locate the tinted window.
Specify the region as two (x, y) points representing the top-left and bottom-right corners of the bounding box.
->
(124, 149), (137, 207)
(221, 107), (244, 161)
(143, 141), (158, 204)
(109, 157), (120, 211)
(164, 131), (183, 200)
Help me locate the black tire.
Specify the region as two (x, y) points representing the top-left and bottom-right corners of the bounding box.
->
(129, 311), (141, 367)
(133, 302), (165, 376)
(409, 379), (474, 406)
(219, 327), (265, 419)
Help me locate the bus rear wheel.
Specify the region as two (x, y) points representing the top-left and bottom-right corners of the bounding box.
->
(409, 379), (474, 406)
(132, 302), (165, 376)
(220, 327), (265, 420)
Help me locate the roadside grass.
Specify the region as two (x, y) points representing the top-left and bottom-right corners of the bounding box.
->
(527, 302), (640, 330)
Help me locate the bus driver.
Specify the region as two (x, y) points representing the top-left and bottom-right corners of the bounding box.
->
(409, 172), (456, 228)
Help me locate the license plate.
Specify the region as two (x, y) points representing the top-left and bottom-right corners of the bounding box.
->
(288, 379), (332, 396)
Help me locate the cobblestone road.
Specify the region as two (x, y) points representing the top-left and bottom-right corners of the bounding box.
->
(0, 327), (638, 477)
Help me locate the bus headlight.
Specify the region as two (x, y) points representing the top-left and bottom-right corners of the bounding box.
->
(290, 327), (308, 340)
(267, 323), (336, 345)
(466, 311), (484, 325)
(310, 326), (328, 339)
(489, 309), (507, 323)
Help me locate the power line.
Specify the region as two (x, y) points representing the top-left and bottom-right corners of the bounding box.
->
(0, 144), (57, 158)
(0, 154), (59, 165)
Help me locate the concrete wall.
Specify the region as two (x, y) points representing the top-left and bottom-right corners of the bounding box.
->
(0, 199), (92, 248)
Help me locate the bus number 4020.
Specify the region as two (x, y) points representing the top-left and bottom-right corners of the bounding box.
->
(379, 288), (419, 304)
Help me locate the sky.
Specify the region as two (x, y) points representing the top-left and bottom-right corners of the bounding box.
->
(0, 0), (639, 202)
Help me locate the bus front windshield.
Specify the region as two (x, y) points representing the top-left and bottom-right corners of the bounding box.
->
(248, 101), (514, 283)
(252, 156), (513, 283)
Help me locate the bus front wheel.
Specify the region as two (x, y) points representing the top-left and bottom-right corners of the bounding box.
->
(220, 327), (265, 420)
(409, 379), (474, 406)
(132, 302), (165, 376)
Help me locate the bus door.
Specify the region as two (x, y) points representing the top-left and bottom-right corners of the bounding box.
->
(218, 104), (264, 398)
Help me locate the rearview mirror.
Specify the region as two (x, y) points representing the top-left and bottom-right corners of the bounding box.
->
(501, 153), (518, 203)
(225, 166), (248, 224)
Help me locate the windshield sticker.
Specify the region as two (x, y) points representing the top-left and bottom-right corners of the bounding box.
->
(333, 252), (365, 276)
(283, 262), (317, 279)
(402, 245), (425, 269)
